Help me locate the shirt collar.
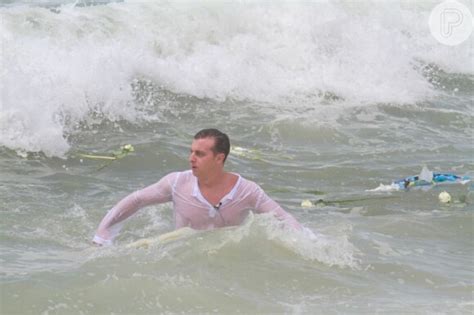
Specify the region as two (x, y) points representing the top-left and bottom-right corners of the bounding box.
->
(226, 174), (241, 200)
(192, 176), (199, 198)
(192, 173), (242, 201)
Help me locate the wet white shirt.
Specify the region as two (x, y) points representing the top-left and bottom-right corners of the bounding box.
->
(93, 170), (301, 245)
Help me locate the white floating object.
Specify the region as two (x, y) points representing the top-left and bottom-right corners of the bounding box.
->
(301, 199), (314, 208)
(438, 191), (451, 203)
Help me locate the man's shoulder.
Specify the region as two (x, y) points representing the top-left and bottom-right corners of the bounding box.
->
(166, 170), (193, 179)
(232, 173), (261, 191)
(177, 170), (193, 176)
(161, 170), (193, 183)
(159, 170), (194, 191)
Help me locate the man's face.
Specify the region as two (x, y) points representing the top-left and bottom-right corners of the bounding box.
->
(189, 137), (224, 177)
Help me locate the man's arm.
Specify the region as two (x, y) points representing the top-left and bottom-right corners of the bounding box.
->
(92, 172), (178, 245)
(252, 183), (303, 229)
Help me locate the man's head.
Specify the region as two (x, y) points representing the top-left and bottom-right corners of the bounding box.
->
(189, 129), (230, 177)
(193, 128), (230, 162)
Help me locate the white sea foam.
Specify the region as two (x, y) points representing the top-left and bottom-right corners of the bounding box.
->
(202, 213), (360, 269)
(1, 1), (472, 156)
(367, 183), (401, 192)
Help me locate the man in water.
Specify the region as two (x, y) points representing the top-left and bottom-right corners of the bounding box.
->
(93, 128), (302, 245)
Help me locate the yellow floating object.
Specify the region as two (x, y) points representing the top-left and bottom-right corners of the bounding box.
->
(438, 191), (452, 203)
(78, 154), (117, 160)
(79, 144), (134, 162)
(122, 144), (134, 152)
(301, 199), (314, 208)
(127, 227), (196, 249)
(231, 146), (260, 159)
(230, 145), (293, 161)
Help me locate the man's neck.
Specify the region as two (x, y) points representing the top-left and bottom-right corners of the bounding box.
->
(198, 170), (227, 189)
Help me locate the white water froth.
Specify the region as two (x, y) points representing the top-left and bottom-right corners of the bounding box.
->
(1, 1), (472, 156)
(84, 212), (360, 269)
(177, 213), (360, 269)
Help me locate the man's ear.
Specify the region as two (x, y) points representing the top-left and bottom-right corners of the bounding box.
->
(216, 152), (225, 163)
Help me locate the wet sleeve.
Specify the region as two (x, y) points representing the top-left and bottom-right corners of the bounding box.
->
(92, 172), (177, 245)
(252, 183), (302, 230)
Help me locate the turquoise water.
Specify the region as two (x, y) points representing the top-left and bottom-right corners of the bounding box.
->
(1, 1), (473, 314)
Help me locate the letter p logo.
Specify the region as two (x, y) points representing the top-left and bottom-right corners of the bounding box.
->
(429, 0), (473, 46)
(440, 8), (463, 38)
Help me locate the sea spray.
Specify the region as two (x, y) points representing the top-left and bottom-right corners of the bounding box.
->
(128, 213), (362, 269)
(2, 1), (472, 156)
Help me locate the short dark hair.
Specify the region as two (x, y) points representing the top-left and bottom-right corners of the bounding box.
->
(194, 128), (230, 162)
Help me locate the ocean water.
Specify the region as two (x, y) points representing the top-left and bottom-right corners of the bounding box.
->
(1, 1), (473, 314)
